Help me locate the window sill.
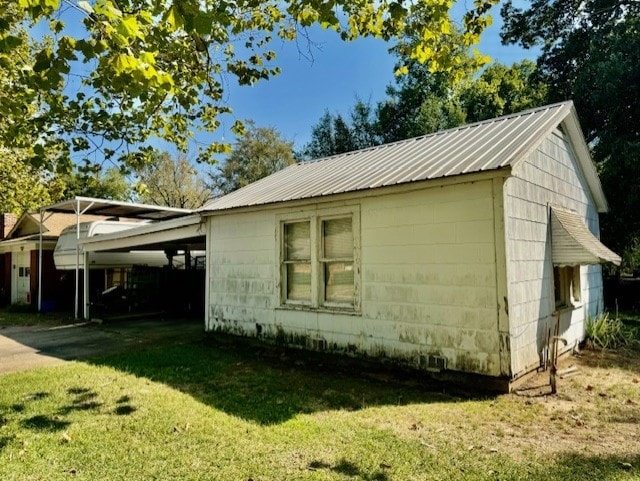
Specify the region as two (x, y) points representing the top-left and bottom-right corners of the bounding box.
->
(553, 302), (582, 315)
(276, 305), (361, 316)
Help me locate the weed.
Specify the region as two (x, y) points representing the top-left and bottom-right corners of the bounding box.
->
(585, 312), (636, 349)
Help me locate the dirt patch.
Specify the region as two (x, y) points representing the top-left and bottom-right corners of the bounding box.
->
(483, 347), (640, 458)
(360, 346), (640, 461)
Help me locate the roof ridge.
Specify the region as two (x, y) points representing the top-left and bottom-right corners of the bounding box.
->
(299, 101), (574, 166)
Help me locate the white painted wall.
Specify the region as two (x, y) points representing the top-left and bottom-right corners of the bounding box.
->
(504, 127), (604, 376)
(207, 177), (503, 376)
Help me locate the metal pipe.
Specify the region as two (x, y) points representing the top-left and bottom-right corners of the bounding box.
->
(74, 199), (80, 319)
(37, 209), (43, 312)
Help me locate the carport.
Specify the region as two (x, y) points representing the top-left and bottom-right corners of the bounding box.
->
(38, 197), (197, 319)
(77, 214), (207, 320)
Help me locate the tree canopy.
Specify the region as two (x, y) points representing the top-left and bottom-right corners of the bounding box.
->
(0, 0), (497, 174)
(209, 122), (295, 195)
(301, 101), (379, 159)
(59, 167), (132, 201)
(302, 59), (548, 158)
(0, 150), (63, 214)
(501, 0), (640, 260)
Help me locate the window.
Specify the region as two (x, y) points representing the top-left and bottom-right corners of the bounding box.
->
(321, 218), (354, 304)
(280, 208), (359, 311)
(553, 265), (581, 309)
(283, 221), (312, 302)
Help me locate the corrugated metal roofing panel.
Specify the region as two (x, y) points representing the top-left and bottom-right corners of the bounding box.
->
(551, 207), (621, 265)
(200, 102), (574, 212)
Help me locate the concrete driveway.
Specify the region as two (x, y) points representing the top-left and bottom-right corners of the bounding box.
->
(0, 318), (203, 375)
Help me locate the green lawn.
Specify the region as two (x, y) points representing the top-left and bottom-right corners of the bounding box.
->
(0, 308), (75, 327)
(0, 319), (639, 480)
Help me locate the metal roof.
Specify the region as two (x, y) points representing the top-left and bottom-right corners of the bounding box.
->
(200, 101), (575, 212)
(44, 196), (193, 221)
(551, 207), (621, 266)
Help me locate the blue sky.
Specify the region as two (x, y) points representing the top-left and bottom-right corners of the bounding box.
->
(37, 3), (538, 165)
(196, 8), (538, 153)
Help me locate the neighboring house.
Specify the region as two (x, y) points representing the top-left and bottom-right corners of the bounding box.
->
(0, 212), (104, 307)
(81, 102), (620, 388)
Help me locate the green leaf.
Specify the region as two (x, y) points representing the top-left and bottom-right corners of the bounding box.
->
(113, 53), (137, 73)
(194, 13), (213, 36)
(230, 120), (246, 136)
(164, 5), (184, 31)
(117, 16), (141, 39)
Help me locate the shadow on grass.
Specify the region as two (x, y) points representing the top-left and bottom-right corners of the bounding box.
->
(21, 414), (70, 432)
(535, 453), (639, 480)
(0, 435), (14, 451)
(309, 459), (389, 481)
(577, 345), (640, 374)
(58, 389), (102, 415)
(90, 333), (494, 425)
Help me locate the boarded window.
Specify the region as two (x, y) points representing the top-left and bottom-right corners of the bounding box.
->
(283, 222), (311, 301)
(322, 218), (354, 304)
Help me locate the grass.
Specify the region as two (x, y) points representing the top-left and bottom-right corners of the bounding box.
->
(1, 318), (639, 480)
(0, 308), (75, 327)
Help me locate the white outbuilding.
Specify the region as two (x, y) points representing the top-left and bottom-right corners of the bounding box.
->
(79, 101), (621, 389)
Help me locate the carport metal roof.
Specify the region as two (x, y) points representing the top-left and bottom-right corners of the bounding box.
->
(38, 197), (193, 319)
(80, 214), (206, 252)
(43, 196), (192, 220)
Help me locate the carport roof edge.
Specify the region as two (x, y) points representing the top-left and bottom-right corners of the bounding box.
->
(41, 196), (193, 221)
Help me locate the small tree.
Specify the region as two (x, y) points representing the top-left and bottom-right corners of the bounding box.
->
(208, 122), (295, 196)
(302, 100), (379, 159)
(137, 153), (212, 209)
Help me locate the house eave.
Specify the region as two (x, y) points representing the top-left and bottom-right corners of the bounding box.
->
(200, 167), (513, 217)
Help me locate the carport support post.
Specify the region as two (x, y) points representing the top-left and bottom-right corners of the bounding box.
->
(75, 199), (80, 319)
(73, 199), (94, 319)
(83, 250), (90, 320)
(37, 209), (43, 312)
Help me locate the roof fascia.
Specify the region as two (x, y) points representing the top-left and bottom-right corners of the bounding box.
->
(560, 106), (609, 213)
(508, 102), (608, 213)
(42, 196), (193, 218)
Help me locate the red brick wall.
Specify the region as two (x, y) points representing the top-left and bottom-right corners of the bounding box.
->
(1, 214), (18, 240)
(30, 249), (63, 308)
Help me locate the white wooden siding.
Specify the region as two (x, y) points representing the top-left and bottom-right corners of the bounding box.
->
(504, 128), (603, 376)
(207, 178), (502, 376)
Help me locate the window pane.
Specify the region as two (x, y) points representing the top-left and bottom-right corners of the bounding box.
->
(572, 266), (581, 302)
(285, 222), (310, 261)
(287, 263), (311, 301)
(325, 262), (354, 303)
(323, 218), (353, 259)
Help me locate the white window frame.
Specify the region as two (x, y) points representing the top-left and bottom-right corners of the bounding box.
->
(281, 220), (313, 307)
(277, 205), (360, 313)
